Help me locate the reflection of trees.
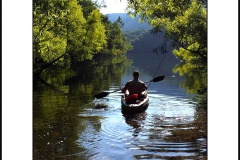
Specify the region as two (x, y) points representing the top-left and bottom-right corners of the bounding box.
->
(173, 60), (207, 107)
(67, 55), (132, 94)
(34, 62), (76, 93)
(33, 55), (131, 159)
(35, 54), (131, 95)
(33, 87), (84, 159)
(33, 85), (104, 159)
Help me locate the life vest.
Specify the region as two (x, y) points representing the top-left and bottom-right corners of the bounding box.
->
(125, 94), (139, 104)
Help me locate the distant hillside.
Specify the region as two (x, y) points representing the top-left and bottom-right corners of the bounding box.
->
(106, 13), (181, 73)
(127, 31), (165, 54)
(126, 31), (180, 74)
(105, 13), (151, 31)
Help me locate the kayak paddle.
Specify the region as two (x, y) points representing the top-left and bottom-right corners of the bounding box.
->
(94, 75), (165, 99)
(94, 89), (122, 99)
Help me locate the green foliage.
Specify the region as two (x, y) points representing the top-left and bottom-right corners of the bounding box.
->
(126, 0), (207, 61)
(101, 17), (133, 55)
(33, 0), (86, 73)
(33, 0), (69, 71)
(123, 29), (148, 42)
(65, 0), (86, 54)
(81, 10), (107, 60)
(77, 0), (100, 17)
(116, 16), (125, 28)
(126, 0), (207, 103)
(33, 0), (131, 75)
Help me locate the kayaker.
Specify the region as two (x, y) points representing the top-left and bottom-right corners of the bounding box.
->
(122, 70), (148, 104)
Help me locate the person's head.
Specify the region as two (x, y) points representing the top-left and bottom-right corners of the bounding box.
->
(133, 70), (139, 79)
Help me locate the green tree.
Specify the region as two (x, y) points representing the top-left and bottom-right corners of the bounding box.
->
(126, 0), (207, 105)
(33, 0), (69, 75)
(33, 0), (132, 77)
(101, 17), (133, 56)
(80, 9), (107, 60)
(33, 0), (107, 75)
(77, 0), (107, 17)
(75, 0), (132, 57)
(126, 0), (207, 62)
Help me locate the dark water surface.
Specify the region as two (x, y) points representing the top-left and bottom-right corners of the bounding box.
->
(33, 54), (207, 160)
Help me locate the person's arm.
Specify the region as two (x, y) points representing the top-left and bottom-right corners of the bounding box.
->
(122, 82), (128, 93)
(141, 83), (148, 97)
(142, 83), (147, 91)
(122, 82), (130, 97)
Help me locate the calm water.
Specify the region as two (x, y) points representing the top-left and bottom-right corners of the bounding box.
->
(33, 54), (207, 160)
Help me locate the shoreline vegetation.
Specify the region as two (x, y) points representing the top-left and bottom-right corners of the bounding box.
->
(34, 0), (207, 107)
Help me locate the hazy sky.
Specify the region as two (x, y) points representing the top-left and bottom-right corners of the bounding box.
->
(99, 0), (128, 14)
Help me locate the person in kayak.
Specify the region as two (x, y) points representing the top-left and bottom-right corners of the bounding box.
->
(122, 70), (148, 104)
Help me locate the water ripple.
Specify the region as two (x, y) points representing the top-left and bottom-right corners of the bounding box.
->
(75, 92), (206, 159)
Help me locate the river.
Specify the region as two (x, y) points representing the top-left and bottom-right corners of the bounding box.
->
(33, 53), (207, 160)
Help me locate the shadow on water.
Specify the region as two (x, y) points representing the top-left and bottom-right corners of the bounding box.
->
(122, 112), (147, 137)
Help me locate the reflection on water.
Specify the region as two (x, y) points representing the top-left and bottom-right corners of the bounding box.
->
(33, 55), (207, 160)
(79, 93), (206, 160)
(34, 86), (206, 159)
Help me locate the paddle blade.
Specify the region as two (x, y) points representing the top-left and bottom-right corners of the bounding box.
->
(151, 76), (165, 82)
(94, 89), (122, 99)
(94, 92), (110, 99)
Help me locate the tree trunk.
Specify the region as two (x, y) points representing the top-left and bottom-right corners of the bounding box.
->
(34, 27), (70, 77)
(33, 52), (68, 76)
